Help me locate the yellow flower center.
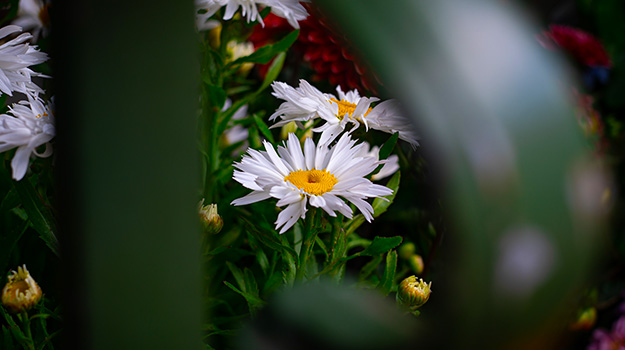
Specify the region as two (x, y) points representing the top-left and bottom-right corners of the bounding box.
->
(284, 169), (338, 196)
(330, 98), (372, 120)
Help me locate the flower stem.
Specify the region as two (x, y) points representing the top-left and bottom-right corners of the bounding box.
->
(328, 216), (347, 281)
(19, 311), (35, 350)
(296, 209), (317, 281)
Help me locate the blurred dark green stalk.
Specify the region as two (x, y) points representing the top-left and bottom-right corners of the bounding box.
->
(54, 1), (201, 349)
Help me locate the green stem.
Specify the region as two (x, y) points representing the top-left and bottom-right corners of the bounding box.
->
(328, 216), (347, 280)
(19, 311), (35, 350)
(295, 209), (317, 281)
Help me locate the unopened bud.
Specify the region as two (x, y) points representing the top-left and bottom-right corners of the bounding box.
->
(2, 265), (42, 313)
(396, 276), (431, 311)
(408, 255), (424, 275)
(281, 121), (298, 140)
(398, 242), (416, 260)
(570, 307), (597, 331)
(199, 200), (223, 234)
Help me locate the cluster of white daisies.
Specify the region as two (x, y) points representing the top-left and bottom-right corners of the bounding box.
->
(0, 0), (54, 181)
(201, 0), (419, 233)
(231, 79), (418, 233)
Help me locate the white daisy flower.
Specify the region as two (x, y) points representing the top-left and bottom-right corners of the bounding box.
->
(195, 0), (308, 29)
(269, 79), (419, 147)
(12, 0), (51, 42)
(356, 141), (400, 181)
(0, 95), (55, 180)
(0, 25), (48, 98)
(231, 132), (393, 234)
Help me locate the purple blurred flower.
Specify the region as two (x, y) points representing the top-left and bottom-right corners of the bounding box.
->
(588, 316), (625, 350)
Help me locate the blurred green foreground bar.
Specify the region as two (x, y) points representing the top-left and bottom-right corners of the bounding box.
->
(54, 1), (201, 349)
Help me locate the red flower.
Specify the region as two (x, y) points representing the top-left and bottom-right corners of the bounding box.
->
(249, 9), (378, 93)
(543, 25), (612, 67)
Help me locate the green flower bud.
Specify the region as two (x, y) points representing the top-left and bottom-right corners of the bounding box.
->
(281, 122), (298, 140)
(199, 200), (223, 234)
(408, 254), (424, 275)
(396, 276), (431, 311)
(398, 242), (416, 260)
(570, 307), (597, 331)
(2, 265), (42, 313)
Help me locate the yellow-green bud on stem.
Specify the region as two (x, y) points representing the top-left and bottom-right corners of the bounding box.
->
(396, 276), (432, 312)
(570, 307), (597, 331)
(281, 122), (299, 140)
(408, 254), (424, 275)
(2, 265), (42, 313)
(199, 200), (223, 235)
(398, 242), (416, 260)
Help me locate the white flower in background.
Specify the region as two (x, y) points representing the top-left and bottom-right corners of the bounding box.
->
(0, 25), (48, 97)
(356, 141), (400, 181)
(12, 0), (51, 42)
(0, 95), (55, 180)
(231, 133), (393, 233)
(195, 0), (308, 29)
(222, 99), (249, 155)
(269, 79), (419, 147)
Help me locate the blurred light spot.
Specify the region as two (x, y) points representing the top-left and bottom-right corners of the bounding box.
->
(567, 158), (613, 225)
(462, 126), (517, 193)
(494, 227), (556, 299)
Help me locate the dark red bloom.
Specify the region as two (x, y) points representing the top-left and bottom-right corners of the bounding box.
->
(543, 25), (612, 67)
(249, 10), (378, 93)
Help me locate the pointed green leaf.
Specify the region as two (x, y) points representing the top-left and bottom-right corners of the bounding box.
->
(226, 261), (246, 292)
(243, 268), (259, 297)
(223, 281), (266, 311)
(378, 132), (399, 160)
(379, 250), (398, 296)
(252, 113), (275, 143)
(372, 171), (400, 217)
(230, 30), (299, 65)
(12, 180), (59, 257)
(359, 236), (403, 257)
(259, 52), (286, 92)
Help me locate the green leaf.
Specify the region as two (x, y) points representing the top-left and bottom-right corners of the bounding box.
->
(359, 255), (383, 281)
(259, 52), (286, 92)
(372, 171), (400, 217)
(282, 252), (297, 287)
(226, 262), (246, 292)
(244, 268), (259, 297)
(203, 82), (227, 109)
(359, 236), (403, 257)
(379, 250), (398, 296)
(344, 214), (366, 236)
(230, 30), (299, 65)
(223, 281), (266, 311)
(252, 113), (275, 143)
(378, 132), (399, 160)
(12, 180), (59, 257)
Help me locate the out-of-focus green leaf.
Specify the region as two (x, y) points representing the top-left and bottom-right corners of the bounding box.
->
(230, 30), (299, 65)
(223, 281), (266, 311)
(244, 268), (259, 297)
(13, 180), (59, 257)
(379, 250), (397, 296)
(252, 113), (275, 143)
(372, 171), (400, 217)
(359, 255), (383, 282)
(226, 261), (246, 292)
(259, 52), (286, 92)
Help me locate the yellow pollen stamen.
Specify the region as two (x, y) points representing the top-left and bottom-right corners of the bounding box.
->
(284, 169), (338, 196)
(330, 98), (372, 120)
